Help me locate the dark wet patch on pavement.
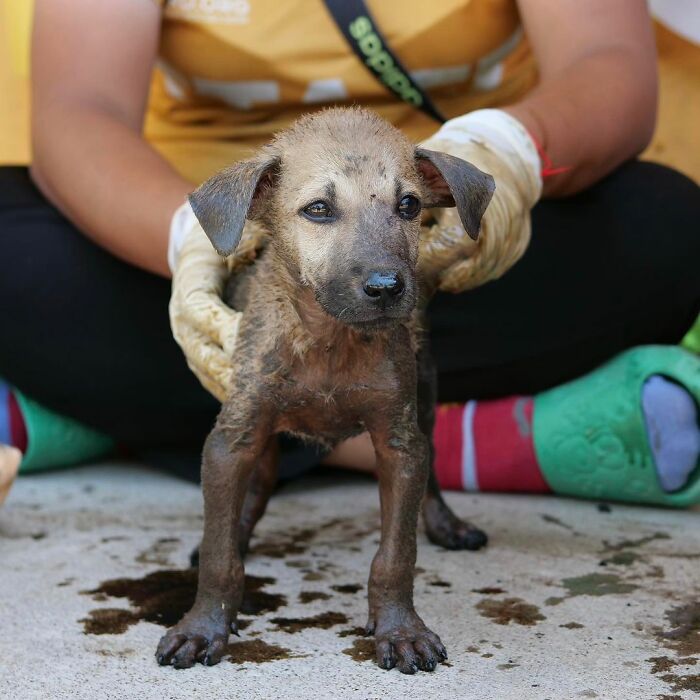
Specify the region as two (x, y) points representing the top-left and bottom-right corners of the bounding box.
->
(298, 590), (331, 604)
(545, 573), (639, 606)
(80, 568), (285, 634)
(331, 583), (363, 594)
(269, 611), (348, 633)
(476, 598), (545, 626)
(657, 601), (700, 656)
(646, 601), (700, 696)
(342, 637), (375, 663)
(226, 639), (299, 664)
(602, 532), (670, 552)
(540, 514), (578, 533)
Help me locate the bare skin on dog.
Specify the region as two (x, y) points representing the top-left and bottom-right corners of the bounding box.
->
(156, 108), (494, 674)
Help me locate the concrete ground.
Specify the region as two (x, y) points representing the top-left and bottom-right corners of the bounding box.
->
(1, 463), (699, 700)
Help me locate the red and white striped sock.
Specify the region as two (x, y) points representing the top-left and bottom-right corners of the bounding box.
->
(433, 396), (551, 493)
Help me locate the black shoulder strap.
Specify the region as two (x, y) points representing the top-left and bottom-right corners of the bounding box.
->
(322, 0), (446, 124)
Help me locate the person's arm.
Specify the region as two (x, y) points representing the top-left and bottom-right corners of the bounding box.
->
(506, 0), (657, 197)
(30, 0), (191, 277)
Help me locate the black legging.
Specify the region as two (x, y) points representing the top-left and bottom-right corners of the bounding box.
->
(0, 162), (698, 465)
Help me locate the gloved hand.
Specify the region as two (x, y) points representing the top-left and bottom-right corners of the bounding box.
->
(418, 109), (542, 293)
(168, 201), (267, 402)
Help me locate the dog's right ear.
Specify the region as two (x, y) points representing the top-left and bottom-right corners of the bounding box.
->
(188, 154), (280, 257)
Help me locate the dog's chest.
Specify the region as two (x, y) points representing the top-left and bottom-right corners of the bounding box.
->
(268, 345), (400, 445)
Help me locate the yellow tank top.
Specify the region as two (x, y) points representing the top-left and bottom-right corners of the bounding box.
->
(0, 0), (537, 184)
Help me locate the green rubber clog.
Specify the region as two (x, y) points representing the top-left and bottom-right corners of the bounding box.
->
(534, 345), (700, 507)
(681, 314), (700, 354)
(16, 391), (115, 473)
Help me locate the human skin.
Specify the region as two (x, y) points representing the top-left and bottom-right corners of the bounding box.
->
(30, 0), (657, 276)
(29, 0), (658, 468)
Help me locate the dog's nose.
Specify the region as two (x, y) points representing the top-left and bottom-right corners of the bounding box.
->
(362, 271), (405, 303)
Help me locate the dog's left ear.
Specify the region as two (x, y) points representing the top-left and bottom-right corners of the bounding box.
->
(415, 147), (495, 241)
(188, 153), (280, 257)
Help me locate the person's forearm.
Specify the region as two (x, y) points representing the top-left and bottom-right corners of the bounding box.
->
(31, 101), (191, 277)
(504, 46), (657, 197)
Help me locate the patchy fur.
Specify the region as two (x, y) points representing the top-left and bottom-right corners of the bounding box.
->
(157, 108), (493, 674)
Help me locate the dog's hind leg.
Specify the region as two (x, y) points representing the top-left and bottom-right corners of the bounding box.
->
(238, 436), (278, 556)
(417, 346), (488, 551)
(189, 437), (278, 567)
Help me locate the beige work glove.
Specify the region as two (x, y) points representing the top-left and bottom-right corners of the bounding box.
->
(419, 109), (543, 292)
(168, 201), (267, 401)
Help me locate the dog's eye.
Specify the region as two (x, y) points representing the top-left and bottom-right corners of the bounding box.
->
(302, 201), (334, 221)
(398, 195), (421, 220)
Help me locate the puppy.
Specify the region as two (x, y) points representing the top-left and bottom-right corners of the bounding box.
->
(157, 108), (495, 674)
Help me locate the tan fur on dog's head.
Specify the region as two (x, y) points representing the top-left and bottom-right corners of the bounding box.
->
(190, 107), (494, 329)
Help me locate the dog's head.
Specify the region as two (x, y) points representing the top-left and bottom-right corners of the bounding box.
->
(189, 108), (494, 330)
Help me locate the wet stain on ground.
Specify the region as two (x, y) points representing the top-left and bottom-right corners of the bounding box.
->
(646, 602), (700, 695)
(497, 662), (519, 670)
(476, 598), (545, 626)
(599, 551), (641, 566)
(545, 573), (639, 606)
(331, 584), (363, 594)
(342, 637), (375, 663)
(269, 611), (348, 634)
(135, 537), (181, 566)
(428, 580), (452, 588)
(602, 532), (670, 552)
(302, 571), (325, 582)
(226, 639), (297, 664)
(540, 514), (575, 532)
(472, 587), (506, 595)
(298, 591), (331, 604)
(80, 568), (286, 634)
(560, 622), (584, 629)
(81, 608), (136, 635)
(94, 647), (135, 658)
(249, 526), (318, 559)
(648, 656), (698, 674)
(658, 671), (700, 694)
(253, 514), (379, 558)
(657, 601), (700, 656)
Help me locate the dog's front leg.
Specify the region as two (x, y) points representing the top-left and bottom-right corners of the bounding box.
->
(365, 411), (448, 674)
(156, 416), (269, 669)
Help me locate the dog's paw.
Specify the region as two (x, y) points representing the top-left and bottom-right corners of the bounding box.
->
(371, 612), (447, 674)
(423, 502), (487, 551)
(156, 610), (232, 669)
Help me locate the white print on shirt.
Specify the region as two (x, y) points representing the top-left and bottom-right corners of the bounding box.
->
(473, 27), (522, 91)
(192, 77), (279, 109)
(157, 27), (523, 111)
(165, 0), (251, 25)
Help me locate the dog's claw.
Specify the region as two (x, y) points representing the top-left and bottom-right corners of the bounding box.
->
(373, 611), (445, 674)
(156, 616), (229, 669)
(424, 502), (488, 551)
(463, 528), (488, 550)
